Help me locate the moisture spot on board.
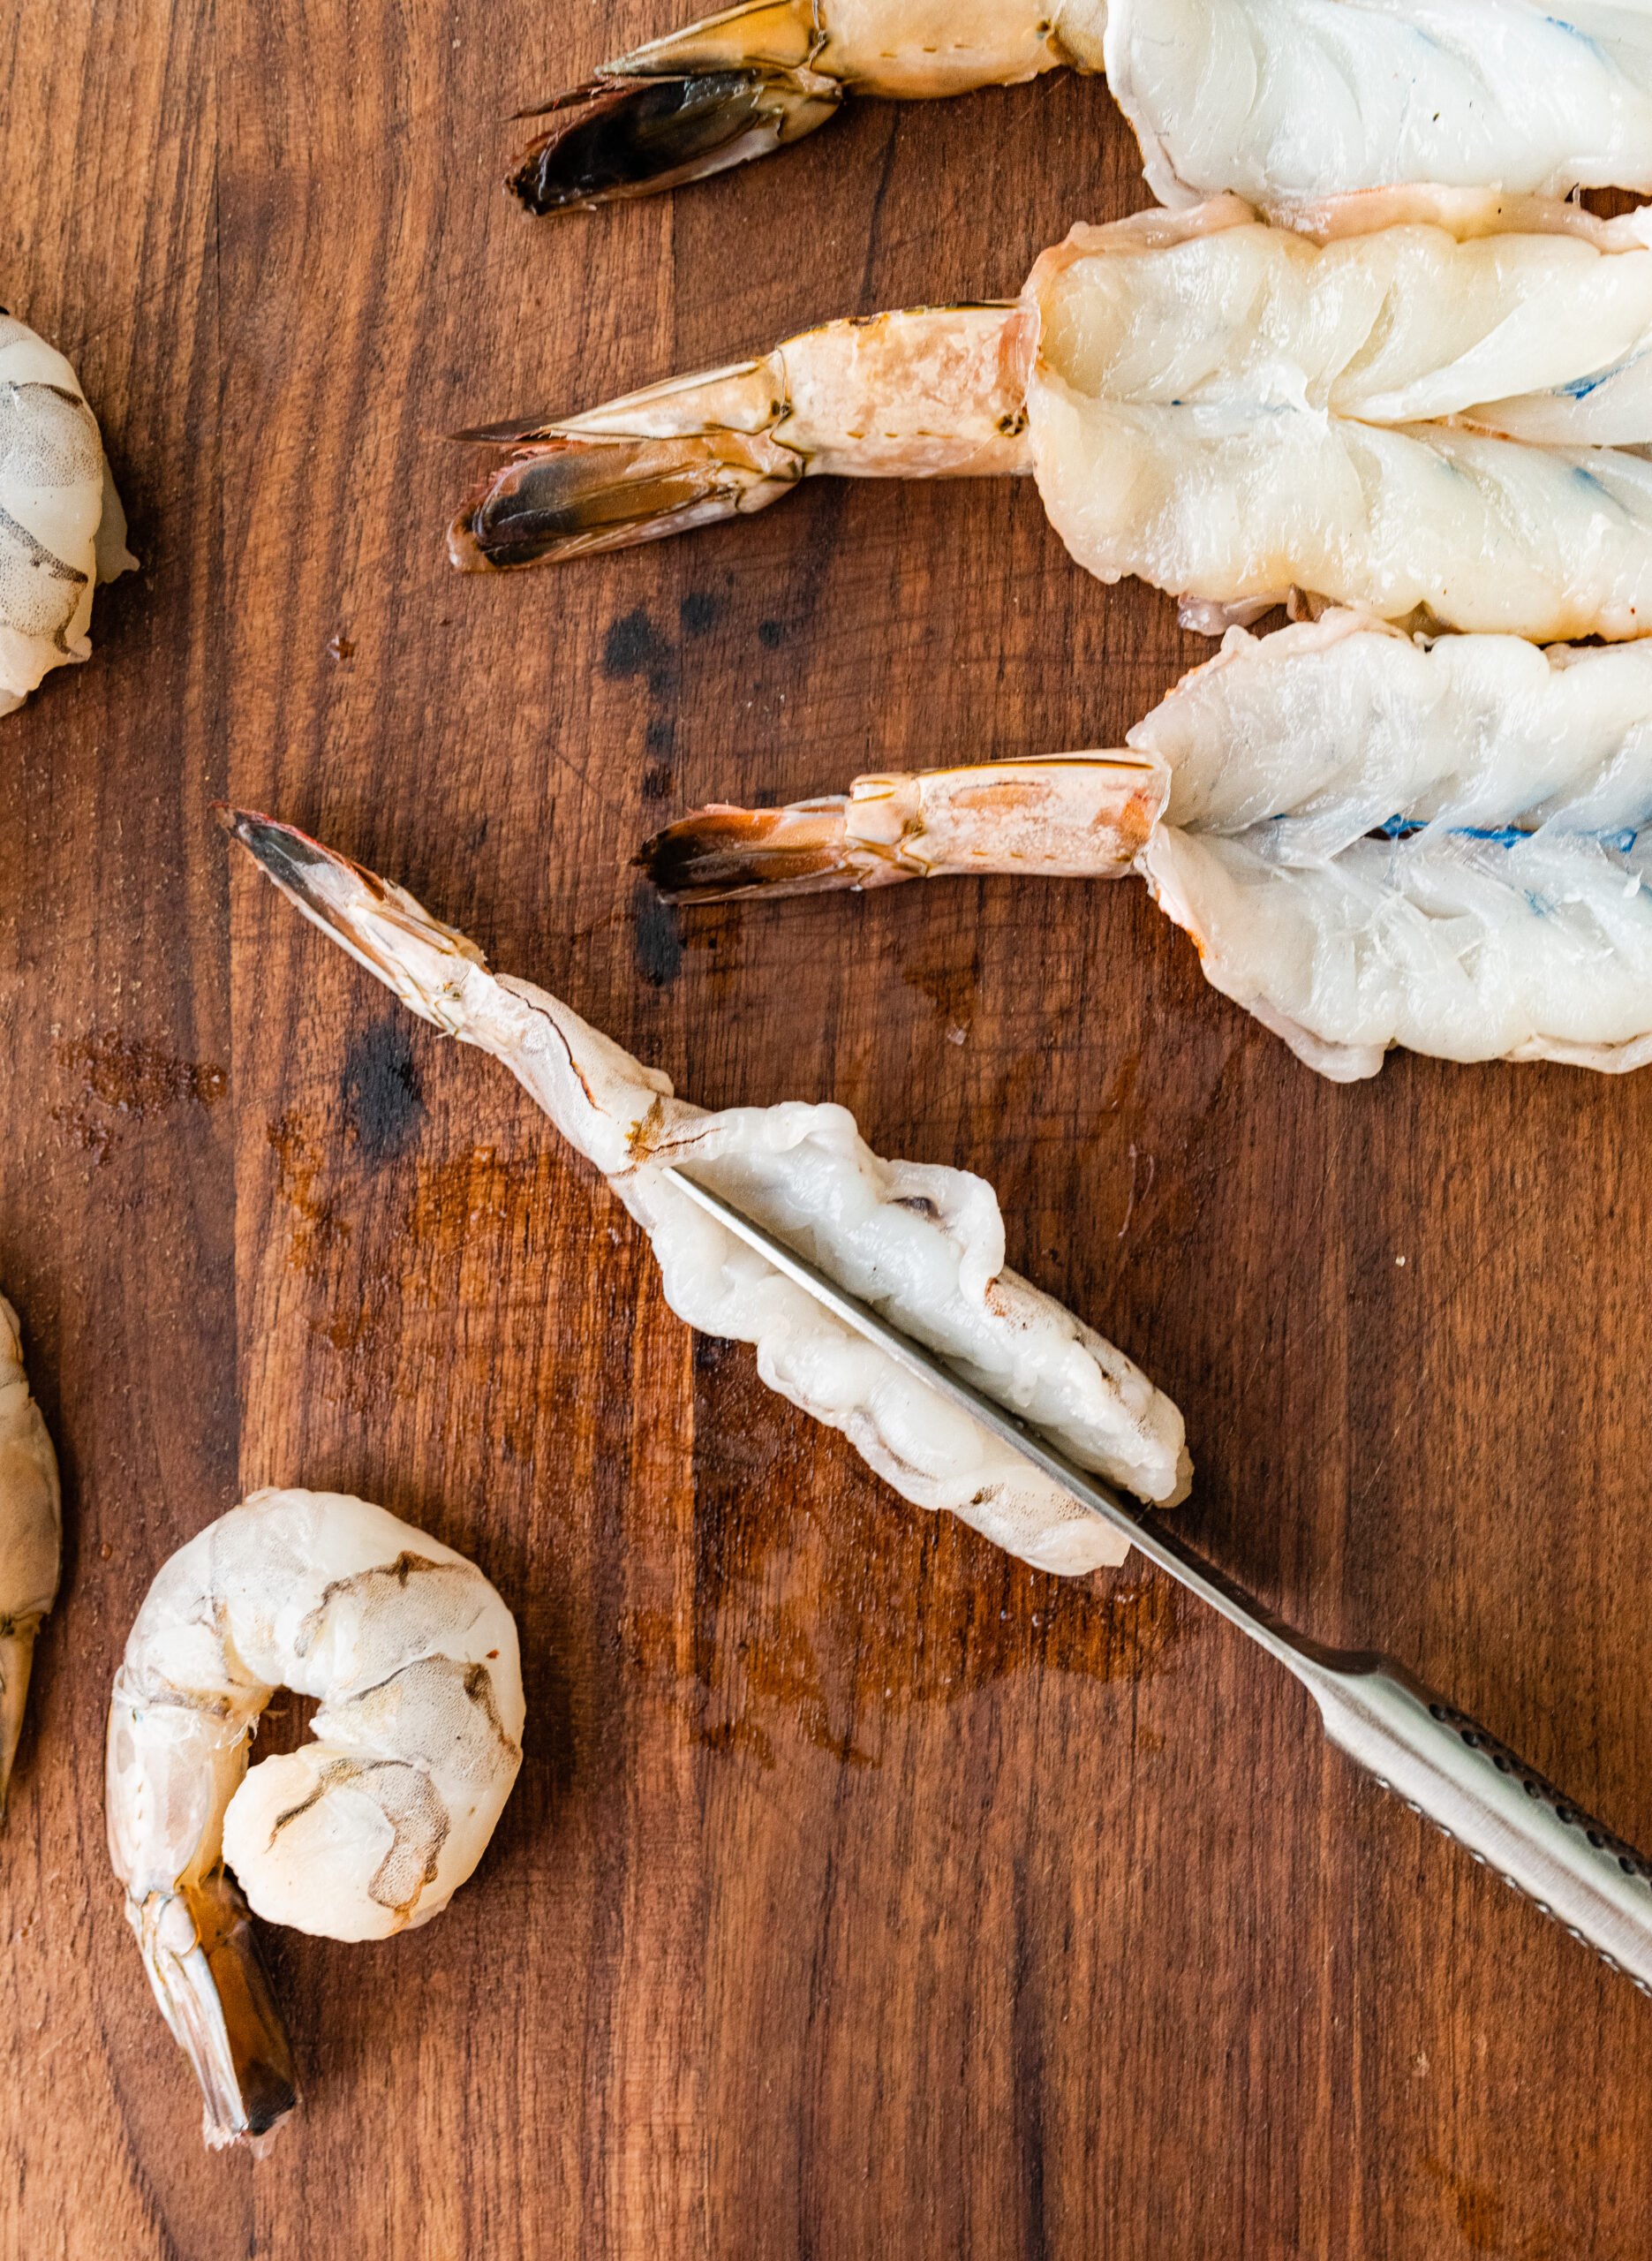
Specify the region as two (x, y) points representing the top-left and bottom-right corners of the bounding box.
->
(341, 1015), (426, 1166)
(679, 591), (723, 638)
(603, 606), (676, 699)
(632, 877), (683, 989)
(757, 617), (786, 650)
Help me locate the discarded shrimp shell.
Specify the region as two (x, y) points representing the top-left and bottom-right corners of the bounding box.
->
(221, 807), (1190, 1575)
(643, 612), (1652, 1079)
(453, 192), (1652, 644)
(0, 314), (135, 717)
(107, 1486), (524, 2148)
(0, 1294), (60, 1815)
(509, 0), (1652, 215)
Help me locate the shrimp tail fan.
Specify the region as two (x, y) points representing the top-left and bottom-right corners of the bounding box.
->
(132, 1872), (298, 2151)
(639, 799), (900, 900)
(508, 0), (840, 213)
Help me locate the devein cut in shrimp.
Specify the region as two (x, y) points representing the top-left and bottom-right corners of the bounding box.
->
(219, 809), (1191, 1576)
(0, 314), (134, 716)
(0, 1294), (60, 1814)
(642, 611), (1652, 1081)
(453, 189), (1652, 645)
(107, 1487), (524, 2149)
(509, 0), (1652, 216)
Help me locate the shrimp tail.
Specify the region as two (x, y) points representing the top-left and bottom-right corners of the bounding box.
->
(509, 1), (838, 212)
(643, 758), (1169, 902)
(132, 1874), (298, 2149)
(509, 71), (840, 215)
(641, 798), (901, 901)
(217, 808), (495, 1038)
(450, 306), (1030, 570)
(449, 427), (801, 571)
(0, 1627), (38, 1818)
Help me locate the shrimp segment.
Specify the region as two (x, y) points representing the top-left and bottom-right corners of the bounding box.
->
(641, 615), (1652, 1078)
(0, 316), (135, 717)
(510, 0), (1652, 215)
(510, 0), (1097, 212)
(455, 193), (1652, 642)
(107, 1487), (524, 2147)
(221, 810), (1190, 1573)
(0, 1295), (60, 1814)
(643, 755), (1166, 899)
(450, 306), (1030, 568)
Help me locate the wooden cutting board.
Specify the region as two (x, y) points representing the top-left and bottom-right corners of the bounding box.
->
(4, 4), (1649, 2253)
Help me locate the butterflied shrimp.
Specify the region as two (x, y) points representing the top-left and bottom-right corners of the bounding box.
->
(0, 315), (134, 717)
(642, 612), (1652, 1079)
(453, 192), (1652, 644)
(107, 1486), (524, 2148)
(220, 810), (1190, 1576)
(510, 0), (1652, 215)
(0, 1294), (60, 1813)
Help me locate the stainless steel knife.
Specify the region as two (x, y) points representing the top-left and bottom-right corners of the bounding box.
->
(668, 1165), (1652, 1995)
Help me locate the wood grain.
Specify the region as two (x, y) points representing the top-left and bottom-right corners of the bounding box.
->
(2, 4), (1650, 2255)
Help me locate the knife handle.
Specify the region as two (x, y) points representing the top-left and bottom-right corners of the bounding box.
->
(1301, 1653), (1652, 1993)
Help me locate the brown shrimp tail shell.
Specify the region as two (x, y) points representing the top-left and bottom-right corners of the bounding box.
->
(640, 801), (893, 903)
(508, 67), (840, 214)
(449, 434), (800, 571)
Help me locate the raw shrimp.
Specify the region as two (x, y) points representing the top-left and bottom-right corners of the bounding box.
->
(0, 1293), (60, 1814)
(107, 1486), (524, 2148)
(510, 0), (1652, 215)
(641, 611), (1652, 1079)
(220, 810), (1190, 1577)
(453, 191), (1652, 644)
(0, 314), (134, 717)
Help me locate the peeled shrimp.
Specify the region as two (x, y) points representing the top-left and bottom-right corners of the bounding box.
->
(107, 1486), (524, 2148)
(0, 1294), (60, 1813)
(220, 810), (1190, 1577)
(454, 191), (1652, 645)
(643, 611), (1652, 1079)
(510, 0), (1652, 215)
(0, 314), (133, 717)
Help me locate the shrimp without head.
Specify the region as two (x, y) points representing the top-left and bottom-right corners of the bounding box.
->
(107, 1486), (524, 2147)
(0, 1294), (60, 1813)
(642, 613), (1652, 1079)
(220, 810), (1190, 1577)
(0, 315), (134, 717)
(454, 192), (1652, 646)
(509, 0), (1652, 214)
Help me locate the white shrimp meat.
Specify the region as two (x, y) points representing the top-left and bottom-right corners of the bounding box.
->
(223, 815), (1191, 1577)
(1028, 194), (1652, 639)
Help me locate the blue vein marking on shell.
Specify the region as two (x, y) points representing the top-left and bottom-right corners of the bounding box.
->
(1544, 16), (1608, 64)
(1372, 818), (1646, 852)
(1553, 350), (1641, 402)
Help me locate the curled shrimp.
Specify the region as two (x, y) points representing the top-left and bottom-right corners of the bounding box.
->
(106, 1486), (524, 2148)
(642, 612), (1652, 1080)
(0, 1294), (60, 1815)
(509, 0), (1652, 216)
(0, 314), (134, 717)
(220, 809), (1190, 1572)
(454, 190), (1652, 645)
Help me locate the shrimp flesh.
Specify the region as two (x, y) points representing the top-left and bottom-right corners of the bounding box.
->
(510, 0), (1652, 215)
(642, 610), (1652, 1079)
(107, 1486), (524, 2147)
(0, 314), (134, 717)
(0, 1294), (60, 1814)
(454, 191), (1652, 644)
(221, 809), (1190, 1576)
